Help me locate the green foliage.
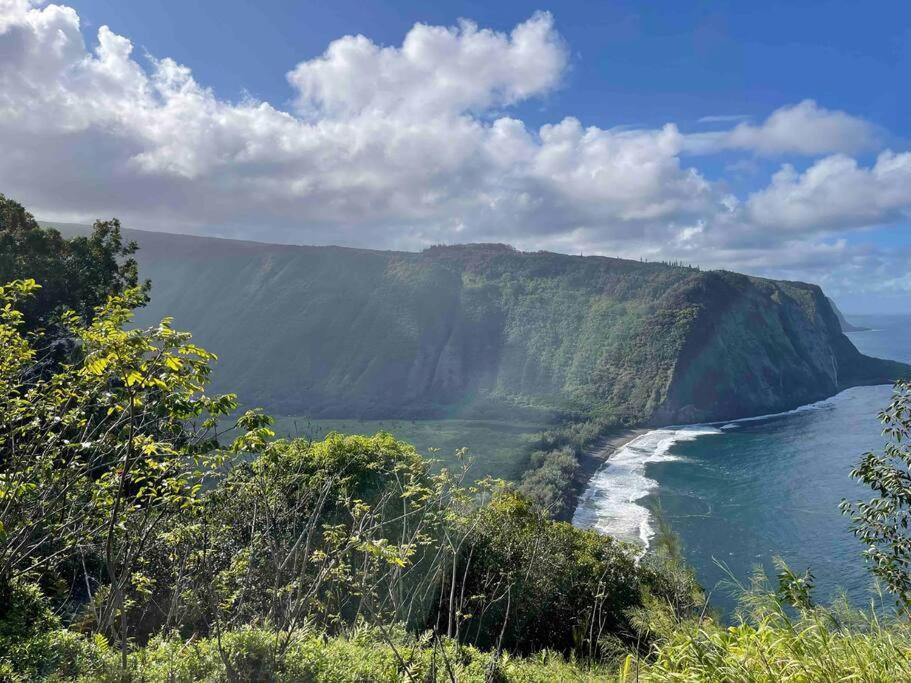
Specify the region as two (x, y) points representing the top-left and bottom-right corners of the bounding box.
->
(0, 275), (677, 679)
(1, 267), (910, 680)
(121, 224), (908, 524)
(0, 581), (59, 651)
(517, 447), (579, 515)
(1, 623), (625, 682)
(630, 520), (706, 641)
(267, 416), (546, 484)
(0, 581), (109, 682)
(842, 378), (911, 609)
(0, 195), (148, 331)
(0, 280), (266, 663)
(446, 488), (644, 657)
(144, 431), (457, 639)
(127, 232), (905, 428)
(517, 416), (626, 518)
(626, 566), (911, 682)
(774, 559), (815, 611)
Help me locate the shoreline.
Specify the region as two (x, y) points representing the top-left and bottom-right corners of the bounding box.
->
(559, 427), (649, 522)
(566, 383), (897, 539)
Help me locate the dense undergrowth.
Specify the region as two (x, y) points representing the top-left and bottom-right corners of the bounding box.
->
(5, 568), (911, 681)
(518, 414), (627, 518)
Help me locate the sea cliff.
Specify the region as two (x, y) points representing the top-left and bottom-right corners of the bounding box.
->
(79, 228), (905, 425)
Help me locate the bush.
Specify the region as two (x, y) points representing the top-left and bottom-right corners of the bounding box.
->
(445, 488), (644, 658)
(843, 378), (911, 608)
(142, 432), (455, 639)
(0, 582), (109, 681)
(0, 193), (148, 342)
(518, 415), (628, 519)
(0, 280), (269, 662)
(518, 447), (579, 516)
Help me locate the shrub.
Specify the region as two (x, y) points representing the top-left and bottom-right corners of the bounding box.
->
(0, 582), (109, 681)
(0, 280), (270, 665)
(143, 432), (456, 640)
(445, 488), (643, 658)
(843, 378), (911, 608)
(0, 193), (148, 343)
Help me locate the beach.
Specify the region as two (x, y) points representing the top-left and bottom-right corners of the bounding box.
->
(560, 427), (648, 522)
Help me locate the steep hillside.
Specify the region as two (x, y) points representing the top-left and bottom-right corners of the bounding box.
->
(48, 225), (907, 424)
(827, 296), (870, 332)
(649, 272), (901, 423)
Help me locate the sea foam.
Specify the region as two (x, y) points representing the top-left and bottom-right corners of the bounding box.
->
(572, 392), (847, 548)
(572, 426), (722, 547)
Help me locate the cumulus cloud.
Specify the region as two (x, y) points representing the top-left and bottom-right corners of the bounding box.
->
(685, 100), (878, 156)
(747, 151), (911, 232)
(727, 100), (878, 156)
(0, 1), (909, 296)
(288, 13), (566, 119)
(0, 3), (711, 244)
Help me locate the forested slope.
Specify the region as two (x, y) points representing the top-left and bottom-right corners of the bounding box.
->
(50, 224), (907, 424)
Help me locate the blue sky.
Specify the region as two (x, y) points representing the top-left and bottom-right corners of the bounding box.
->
(1, 1), (910, 311)
(64, 1), (911, 135)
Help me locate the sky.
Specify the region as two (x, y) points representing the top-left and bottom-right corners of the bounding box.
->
(1, 1), (909, 311)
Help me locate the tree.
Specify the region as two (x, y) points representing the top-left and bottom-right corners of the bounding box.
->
(148, 432), (459, 652)
(842, 379), (911, 608)
(0, 193), (149, 333)
(0, 280), (269, 669)
(445, 487), (644, 658)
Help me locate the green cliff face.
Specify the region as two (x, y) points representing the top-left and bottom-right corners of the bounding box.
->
(108, 229), (904, 425)
(649, 272), (904, 423)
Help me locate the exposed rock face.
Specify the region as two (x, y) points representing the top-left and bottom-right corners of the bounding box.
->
(57, 225), (905, 424)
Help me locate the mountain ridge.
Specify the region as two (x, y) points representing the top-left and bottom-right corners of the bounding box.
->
(45, 222), (908, 426)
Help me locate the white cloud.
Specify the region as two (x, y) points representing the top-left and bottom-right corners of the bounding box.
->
(747, 151), (911, 231)
(0, 3), (712, 244)
(287, 13), (566, 119)
(729, 100), (877, 156)
(685, 100), (877, 156)
(0, 1), (909, 298)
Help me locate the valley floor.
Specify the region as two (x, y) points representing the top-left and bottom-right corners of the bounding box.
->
(265, 416), (549, 483)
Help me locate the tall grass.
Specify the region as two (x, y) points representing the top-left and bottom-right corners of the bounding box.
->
(624, 563), (911, 682)
(6, 591), (911, 681)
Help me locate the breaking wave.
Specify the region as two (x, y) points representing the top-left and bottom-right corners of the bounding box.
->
(572, 427), (722, 546)
(572, 391), (850, 548)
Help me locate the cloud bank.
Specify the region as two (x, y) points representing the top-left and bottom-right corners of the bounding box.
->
(0, 1), (909, 299)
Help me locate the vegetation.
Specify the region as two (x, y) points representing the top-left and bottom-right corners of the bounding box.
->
(2, 195), (147, 332)
(627, 565), (911, 682)
(116, 228), (904, 425)
(4, 205), (911, 680)
(0, 273), (697, 680)
(265, 416), (546, 484)
(257, 413), (620, 517)
(111, 224), (907, 518)
(518, 415), (627, 518)
(0, 279), (267, 670)
(843, 378), (911, 607)
(264, 414), (611, 515)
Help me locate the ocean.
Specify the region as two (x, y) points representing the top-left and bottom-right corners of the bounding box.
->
(573, 313), (911, 614)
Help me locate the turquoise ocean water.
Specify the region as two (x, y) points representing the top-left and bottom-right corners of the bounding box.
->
(573, 314), (911, 614)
